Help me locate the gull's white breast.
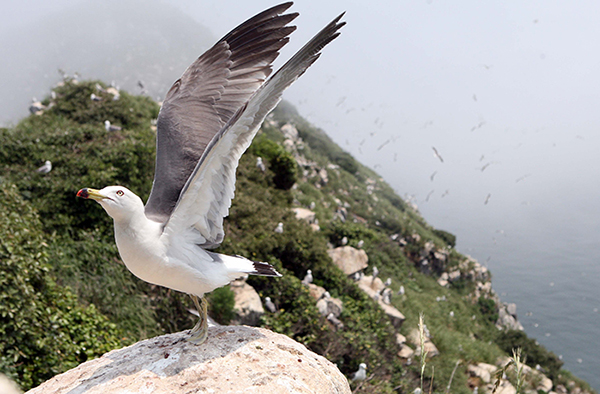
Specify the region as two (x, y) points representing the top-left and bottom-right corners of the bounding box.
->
(113, 215), (229, 297)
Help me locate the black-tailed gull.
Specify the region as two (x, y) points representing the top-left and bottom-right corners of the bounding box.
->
(77, 2), (344, 344)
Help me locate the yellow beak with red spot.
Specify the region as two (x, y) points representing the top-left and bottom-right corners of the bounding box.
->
(77, 188), (108, 201)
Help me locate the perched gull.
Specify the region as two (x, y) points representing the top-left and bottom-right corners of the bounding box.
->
(341, 236), (348, 245)
(357, 239), (364, 248)
(274, 222), (284, 233)
(90, 93), (102, 102)
(36, 160), (52, 174)
(384, 277), (392, 287)
(104, 120), (122, 132)
(351, 363), (367, 381)
(29, 98), (45, 115)
(256, 157), (266, 172)
(327, 312), (344, 330)
(397, 285), (405, 296)
(264, 296), (277, 313)
(77, 3), (345, 344)
(371, 266), (379, 284)
(302, 269), (313, 285)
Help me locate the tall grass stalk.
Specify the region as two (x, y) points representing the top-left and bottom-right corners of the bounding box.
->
(418, 313), (429, 392)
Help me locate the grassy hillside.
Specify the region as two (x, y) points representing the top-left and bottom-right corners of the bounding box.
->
(0, 80), (593, 394)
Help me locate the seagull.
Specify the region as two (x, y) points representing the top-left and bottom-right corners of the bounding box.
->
(397, 285), (405, 296)
(104, 120), (122, 132)
(302, 269), (313, 285)
(341, 236), (348, 245)
(432, 146), (444, 163)
(256, 157), (266, 172)
(77, 3), (345, 344)
(327, 312), (344, 330)
(264, 296), (277, 313)
(36, 160), (52, 174)
(357, 239), (364, 248)
(384, 277), (392, 287)
(351, 363), (367, 381)
(29, 98), (45, 115)
(371, 266), (379, 284)
(90, 93), (102, 102)
(274, 222), (284, 233)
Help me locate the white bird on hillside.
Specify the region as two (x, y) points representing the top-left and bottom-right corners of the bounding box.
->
(264, 296), (277, 313)
(104, 120), (122, 132)
(357, 239), (364, 248)
(302, 269), (313, 285)
(327, 312), (344, 330)
(90, 93), (102, 102)
(384, 277), (392, 287)
(36, 160), (52, 174)
(77, 3), (345, 344)
(371, 266), (379, 284)
(351, 363), (367, 381)
(341, 236), (348, 245)
(256, 157), (266, 172)
(397, 285), (405, 296)
(274, 222), (284, 233)
(29, 98), (45, 115)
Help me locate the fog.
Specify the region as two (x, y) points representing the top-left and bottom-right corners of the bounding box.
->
(2, 0), (599, 387)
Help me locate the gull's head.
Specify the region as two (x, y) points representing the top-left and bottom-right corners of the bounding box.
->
(77, 186), (143, 222)
(359, 363), (367, 371)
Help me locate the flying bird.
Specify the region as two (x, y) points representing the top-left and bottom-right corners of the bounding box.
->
(432, 146), (444, 163)
(77, 3), (345, 345)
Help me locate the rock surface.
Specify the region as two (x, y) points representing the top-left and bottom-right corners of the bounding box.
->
(26, 326), (351, 394)
(327, 246), (368, 275)
(230, 279), (264, 326)
(0, 374), (21, 394)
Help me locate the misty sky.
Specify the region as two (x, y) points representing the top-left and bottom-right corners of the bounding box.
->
(2, 0), (600, 385)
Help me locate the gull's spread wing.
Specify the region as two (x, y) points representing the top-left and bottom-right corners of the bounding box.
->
(145, 2), (298, 223)
(163, 12), (345, 248)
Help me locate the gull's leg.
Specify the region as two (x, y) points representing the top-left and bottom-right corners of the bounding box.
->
(188, 295), (208, 344)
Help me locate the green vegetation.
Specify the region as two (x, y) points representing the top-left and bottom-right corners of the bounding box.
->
(0, 80), (594, 394)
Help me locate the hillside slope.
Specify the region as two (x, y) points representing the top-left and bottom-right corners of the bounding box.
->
(0, 80), (593, 394)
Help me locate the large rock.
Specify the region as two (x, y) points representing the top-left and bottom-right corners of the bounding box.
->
(378, 301), (405, 329)
(292, 207), (316, 223)
(327, 246), (368, 275)
(467, 363), (497, 384)
(0, 374), (21, 394)
(26, 326), (351, 394)
(230, 280), (264, 326)
(316, 296), (344, 318)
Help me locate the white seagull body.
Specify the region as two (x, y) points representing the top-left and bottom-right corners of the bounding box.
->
(77, 2), (344, 344)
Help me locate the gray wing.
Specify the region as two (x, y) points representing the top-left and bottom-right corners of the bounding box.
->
(162, 13), (345, 248)
(145, 2), (298, 223)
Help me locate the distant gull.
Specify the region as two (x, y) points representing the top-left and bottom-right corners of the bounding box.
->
(256, 157), (266, 172)
(76, 3), (345, 344)
(104, 120), (122, 132)
(90, 93), (102, 102)
(384, 278), (392, 287)
(36, 160), (52, 174)
(357, 239), (364, 248)
(351, 363), (367, 381)
(274, 222), (284, 233)
(341, 236), (348, 245)
(372, 266), (379, 283)
(309, 201), (316, 210)
(484, 193), (491, 205)
(302, 269), (313, 285)
(29, 98), (45, 115)
(327, 312), (344, 330)
(264, 296), (277, 313)
(397, 285), (405, 296)
(430, 171), (437, 182)
(432, 146), (444, 163)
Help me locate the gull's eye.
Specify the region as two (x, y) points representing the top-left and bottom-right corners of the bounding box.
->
(116, 190), (124, 197)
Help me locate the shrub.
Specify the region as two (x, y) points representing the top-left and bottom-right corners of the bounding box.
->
(433, 229), (456, 248)
(496, 329), (563, 381)
(478, 296), (499, 324)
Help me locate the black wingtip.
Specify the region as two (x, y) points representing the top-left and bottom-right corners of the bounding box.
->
(252, 261), (283, 277)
